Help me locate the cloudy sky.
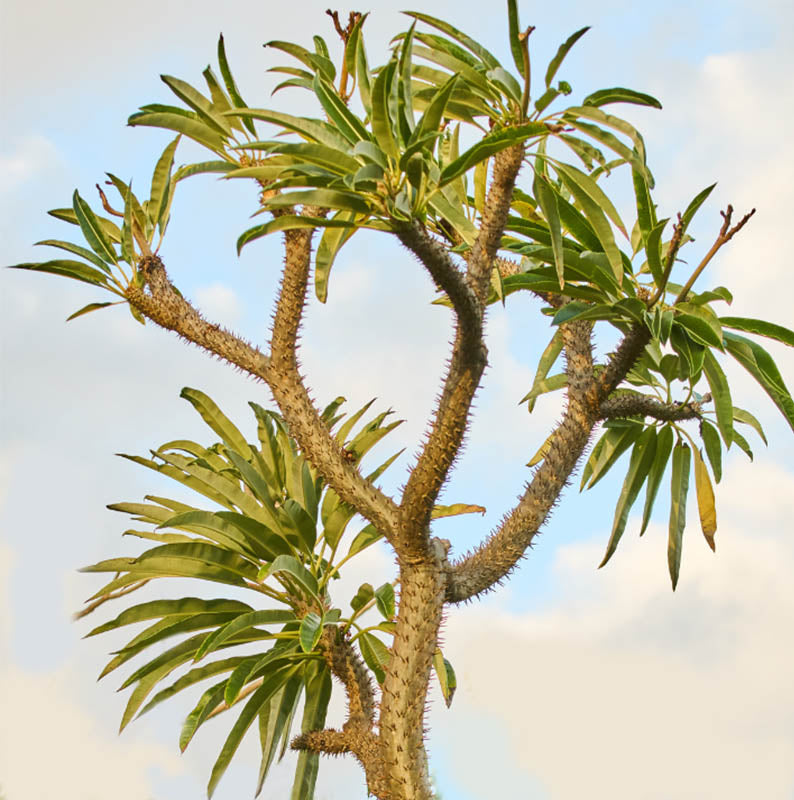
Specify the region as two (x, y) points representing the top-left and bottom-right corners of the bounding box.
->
(1, 0), (793, 798)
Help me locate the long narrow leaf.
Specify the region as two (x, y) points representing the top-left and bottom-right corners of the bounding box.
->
(668, 442), (691, 590)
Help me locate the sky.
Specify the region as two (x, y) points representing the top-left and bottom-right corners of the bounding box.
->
(1, 0), (793, 798)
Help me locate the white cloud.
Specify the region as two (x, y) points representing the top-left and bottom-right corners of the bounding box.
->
(0, 136), (58, 193)
(0, 665), (184, 800)
(431, 461), (794, 799)
(193, 283), (242, 327)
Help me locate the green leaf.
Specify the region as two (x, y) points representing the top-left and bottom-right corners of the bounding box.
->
(256, 672), (303, 795)
(299, 612), (324, 653)
(179, 387), (251, 456)
(644, 217), (668, 284)
(34, 239), (114, 274)
(555, 162), (627, 237)
(532, 173), (564, 288)
(668, 442), (691, 590)
(581, 423), (643, 491)
(545, 27), (590, 88)
(583, 87), (662, 109)
(439, 122), (548, 186)
(259, 555), (320, 601)
(731, 428), (754, 461)
(719, 317), (794, 347)
(237, 214), (356, 254)
(313, 74), (370, 144)
(120, 186), (136, 264)
(724, 333), (794, 433)
(555, 166), (624, 283)
(358, 631), (390, 684)
(699, 419), (723, 484)
(208, 664), (300, 797)
(86, 597), (252, 637)
(72, 190), (118, 265)
(225, 641), (299, 707)
(66, 301), (119, 321)
(290, 663), (332, 800)
(523, 329), (564, 413)
(113, 541), (258, 582)
(315, 212), (357, 303)
(702, 350), (733, 446)
(346, 523), (383, 559)
(732, 406), (767, 445)
(675, 303), (724, 350)
(139, 656), (248, 719)
(632, 168), (657, 250)
(266, 40), (335, 81)
(371, 59), (400, 161)
(403, 11), (501, 69)
(680, 183), (716, 234)
(670, 325), (705, 380)
(551, 300), (617, 326)
(128, 110), (226, 152)
(173, 160), (236, 181)
(562, 106), (648, 167)
(9, 259), (114, 289)
(374, 583), (395, 620)
(640, 424), (674, 535)
(412, 71), (460, 144)
(196, 609), (297, 663)
(518, 372), (567, 406)
(48, 206), (123, 242)
(180, 680), (227, 751)
(507, 0), (525, 77)
(600, 427), (658, 568)
(430, 503), (486, 519)
(263, 188), (372, 216)
(160, 74), (232, 135)
(433, 649), (457, 707)
(350, 582), (375, 612)
(217, 34), (256, 135)
(692, 446), (717, 551)
(149, 135), (180, 232)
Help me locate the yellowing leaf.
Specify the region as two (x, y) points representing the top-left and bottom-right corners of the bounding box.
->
(692, 447), (717, 551)
(431, 503), (486, 519)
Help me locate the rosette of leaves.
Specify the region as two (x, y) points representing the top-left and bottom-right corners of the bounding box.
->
(489, 147), (794, 589)
(15, 4), (665, 313)
(78, 389), (472, 798)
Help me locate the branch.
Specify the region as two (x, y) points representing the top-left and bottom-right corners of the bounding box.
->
(126, 255), (271, 379)
(291, 726), (389, 799)
(397, 221), (480, 334)
(73, 579), (149, 620)
(292, 727), (351, 754)
(396, 224), (487, 553)
(596, 323), (652, 400)
(445, 317), (599, 602)
(267, 220), (401, 541)
(646, 213), (684, 308)
(673, 204), (755, 304)
(599, 392), (708, 422)
(466, 144), (526, 302)
(320, 627), (376, 729)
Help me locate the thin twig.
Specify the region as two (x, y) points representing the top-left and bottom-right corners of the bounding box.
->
(647, 213), (684, 307)
(73, 580), (150, 620)
(673, 205), (756, 304)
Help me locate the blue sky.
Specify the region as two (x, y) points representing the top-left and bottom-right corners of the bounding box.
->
(2, 1), (793, 798)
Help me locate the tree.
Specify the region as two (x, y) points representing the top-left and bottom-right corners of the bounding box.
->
(10, 4), (794, 799)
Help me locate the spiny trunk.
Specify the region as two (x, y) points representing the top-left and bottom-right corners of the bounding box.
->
(377, 557), (446, 799)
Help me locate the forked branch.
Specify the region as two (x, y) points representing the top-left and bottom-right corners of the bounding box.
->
(445, 317), (599, 602)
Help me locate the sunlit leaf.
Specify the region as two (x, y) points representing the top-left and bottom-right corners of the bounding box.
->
(692, 446), (717, 551)
(668, 441), (691, 590)
(600, 427), (657, 567)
